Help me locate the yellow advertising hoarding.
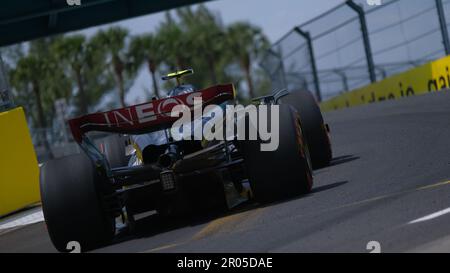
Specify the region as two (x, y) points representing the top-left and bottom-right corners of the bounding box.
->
(320, 55), (450, 112)
(0, 107), (40, 217)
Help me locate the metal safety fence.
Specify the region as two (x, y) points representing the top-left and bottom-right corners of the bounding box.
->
(261, 0), (450, 101)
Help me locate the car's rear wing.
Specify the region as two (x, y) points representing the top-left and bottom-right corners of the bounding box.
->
(68, 84), (236, 144)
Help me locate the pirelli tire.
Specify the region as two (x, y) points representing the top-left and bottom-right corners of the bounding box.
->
(279, 89), (332, 169)
(240, 103), (313, 203)
(39, 153), (115, 252)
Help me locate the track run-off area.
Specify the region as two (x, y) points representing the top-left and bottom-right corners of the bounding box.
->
(1, 91), (450, 253)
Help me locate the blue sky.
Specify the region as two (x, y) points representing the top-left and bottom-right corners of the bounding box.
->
(81, 0), (345, 42)
(77, 0), (345, 104)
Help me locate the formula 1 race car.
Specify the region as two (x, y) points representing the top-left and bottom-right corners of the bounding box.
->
(39, 69), (330, 252)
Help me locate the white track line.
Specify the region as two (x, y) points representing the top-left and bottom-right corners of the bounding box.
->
(408, 207), (450, 224)
(0, 208), (44, 230)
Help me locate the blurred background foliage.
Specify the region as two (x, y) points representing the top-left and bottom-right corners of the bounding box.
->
(1, 4), (271, 131)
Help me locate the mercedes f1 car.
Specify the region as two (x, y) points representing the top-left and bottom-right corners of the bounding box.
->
(39, 69), (332, 252)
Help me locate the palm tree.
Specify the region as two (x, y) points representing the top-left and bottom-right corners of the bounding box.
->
(10, 38), (74, 158)
(52, 35), (90, 114)
(177, 5), (225, 84)
(52, 35), (112, 115)
(153, 6), (230, 89)
(128, 34), (163, 98)
(91, 27), (130, 107)
(28, 37), (72, 104)
(157, 12), (190, 71)
(226, 22), (269, 98)
(10, 55), (54, 158)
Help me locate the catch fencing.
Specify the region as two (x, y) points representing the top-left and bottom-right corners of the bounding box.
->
(261, 0), (450, 101)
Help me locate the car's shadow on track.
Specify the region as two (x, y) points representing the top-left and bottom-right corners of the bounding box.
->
(328, 155), (360, 167)
(111, 209), (236, 247)
(108, 180), (349, 250)
(311, 181), (349, 194)
(312, 155), (360, 175)
(105, 156), (358, 250)
(250, 180), (349, 210)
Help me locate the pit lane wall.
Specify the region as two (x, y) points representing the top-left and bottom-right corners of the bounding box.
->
(0, 107), (40, 217)
(320, 55), (450, 112)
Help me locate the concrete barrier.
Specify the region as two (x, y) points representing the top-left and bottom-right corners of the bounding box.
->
(320, 55), (450, 112)
(0, 107), (40, 217)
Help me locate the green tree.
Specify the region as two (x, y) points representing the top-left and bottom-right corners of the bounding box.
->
(52, 35), (114, 115)
(28, 37), (72, 103)
(128, 34), (163, 98)
(10, 55), (54, 157)
(10, 38), (73, 158)
(157, 12), (189, 71)
(52, 35), (90, 114)
(176, 5), (225, 84)
(156, 7), (235, 91)
(226, 22), (269, 98)
(91, 27), (131, 107)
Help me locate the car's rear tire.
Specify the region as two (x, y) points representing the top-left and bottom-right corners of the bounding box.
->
(279, 89), (332, 169)
(239, 104), (313, 203)
(40, 153), (115, 252)
(99, 135), (127, 168)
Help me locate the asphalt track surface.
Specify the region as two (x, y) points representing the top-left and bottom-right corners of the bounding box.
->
(2, 91), (450, 253)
